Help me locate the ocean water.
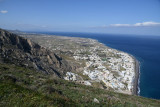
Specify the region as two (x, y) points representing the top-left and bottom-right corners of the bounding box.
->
(36, 32), (160, 99)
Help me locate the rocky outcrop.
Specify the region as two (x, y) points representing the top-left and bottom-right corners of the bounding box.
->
(0, 29), (72, 77)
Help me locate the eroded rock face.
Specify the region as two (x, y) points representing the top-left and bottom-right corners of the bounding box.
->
(0, 29), (72, 77)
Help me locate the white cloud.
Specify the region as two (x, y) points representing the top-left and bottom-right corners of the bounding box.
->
(0, 10), (8, 14)
(110, 24), (130, 27)
(109, 21), (160, 27)
(134, 22), (160, 26)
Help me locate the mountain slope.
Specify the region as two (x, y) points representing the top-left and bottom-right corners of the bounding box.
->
(0, 63), (160, 107)
(0, 29), (72, 77)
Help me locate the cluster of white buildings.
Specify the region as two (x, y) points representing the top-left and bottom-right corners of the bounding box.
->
(65, 44), (135, 94)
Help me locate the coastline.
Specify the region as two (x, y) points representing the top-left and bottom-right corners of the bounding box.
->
(99, 40), (140, 95)
(97, 39), (140, 95)
(93, 39), (140, 95)
(132, 57), (140, 95)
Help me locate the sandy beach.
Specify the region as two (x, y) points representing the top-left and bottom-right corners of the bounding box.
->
(132, 58), (140, 95)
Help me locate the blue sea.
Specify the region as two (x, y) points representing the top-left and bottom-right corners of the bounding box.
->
(34, 32), (160, 99)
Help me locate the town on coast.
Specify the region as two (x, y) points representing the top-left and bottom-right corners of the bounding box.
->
(21, 34), (139, 95)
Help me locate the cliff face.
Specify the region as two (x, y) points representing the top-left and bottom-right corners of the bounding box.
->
(0, 29), (72, 77)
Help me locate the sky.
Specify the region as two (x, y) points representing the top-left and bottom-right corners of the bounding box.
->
(0, 0), (160, 36)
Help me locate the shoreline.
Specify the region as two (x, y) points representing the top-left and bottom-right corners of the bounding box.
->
(94, 39), (140, 95)
(132, 57), (140, 95)
(97, 40), (140, 95)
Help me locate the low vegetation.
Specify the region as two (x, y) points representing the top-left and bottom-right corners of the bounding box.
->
(0, 63), (160, 107)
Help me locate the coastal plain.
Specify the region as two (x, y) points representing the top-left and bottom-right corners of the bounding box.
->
(21, 33), (139, 95)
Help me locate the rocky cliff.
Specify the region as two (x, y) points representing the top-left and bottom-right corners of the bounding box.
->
(0, 29), (72, 77)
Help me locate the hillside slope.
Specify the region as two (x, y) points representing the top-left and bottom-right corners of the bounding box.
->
(0, 29), (72, 77)
(0, 63), (160, 107)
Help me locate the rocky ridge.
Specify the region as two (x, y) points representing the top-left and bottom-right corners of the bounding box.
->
(0, 29), (73, 77)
